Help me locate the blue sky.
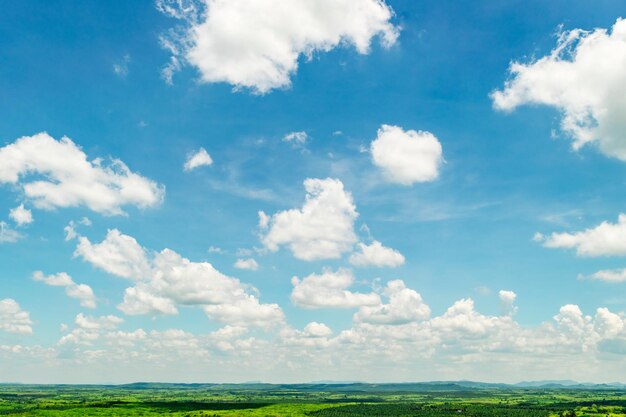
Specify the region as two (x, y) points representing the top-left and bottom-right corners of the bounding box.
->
(2, 0), (626, 383)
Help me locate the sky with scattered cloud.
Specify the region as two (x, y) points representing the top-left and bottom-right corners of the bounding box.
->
(2, 0), (626, 384)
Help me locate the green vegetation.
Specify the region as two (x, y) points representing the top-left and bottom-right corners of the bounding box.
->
(1, 383), (625, 416)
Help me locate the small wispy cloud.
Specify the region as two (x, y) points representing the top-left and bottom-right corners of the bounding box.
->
(283, 131), (309, 147)
(113, 54), (131, 79)
(184, 148), (213, 171)
(0, 221), (21, 243)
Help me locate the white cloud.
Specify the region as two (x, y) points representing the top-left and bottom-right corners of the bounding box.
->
(430, 298), (514, 339)
(0, 299), (33, 334)
(370, 124), (443, 185)
(280, 322), (335, 348)
(9, 204), (33, 226)
(75, 313), (123, 331)
(77, 230), (283, 328)
(234, 258), (259, 271)
(354, 280), (430, 324)
(74, 229), (152, 280)
(184, 147), (213, 171)
(303, 322), (333, 338)
(32, 271), (73, 287)
(537, 214), (626, 257)
(349, 240), (405, 268)
(553, 304), (591, 338)
(0, 221), (21, 243)
(259, 178), (358, 260)
(291, 268), (380, 309)
(283, 131), (308, 146)
(203, 295), (284, 329)
(117, 285), (178, 316)
(594, 307), (624, 338)
(492, 19), (626, 161)
(587, 268), (626, 283)
(0, 133), (164, 215)
(157, 0), (398, 93)
(33, 271), (97, 309)
(498, 290), (518, 316)
(59, 313), (124, 345)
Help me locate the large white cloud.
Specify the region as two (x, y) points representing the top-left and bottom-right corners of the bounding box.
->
(290, 268), (380, 309)
(33, 271), (97, 309)
(259, 178), (358, 261)
(157, 0), (398, 93)
(370, 125), (443, 185)
(76, 230), (284, 329)
(0, 133), (164, 215)
(0, 299), (33, 334)
(537, 214), (626, 257)
(74, 229), (152, 280)
(492, 19), (626, 160)
(349, 240), (405, 268)
(354, 280), (430, 324)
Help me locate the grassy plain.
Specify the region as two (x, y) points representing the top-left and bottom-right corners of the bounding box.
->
(1, 382), (625, 416)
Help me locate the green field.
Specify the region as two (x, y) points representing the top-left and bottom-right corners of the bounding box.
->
(1, 383), (625, 416)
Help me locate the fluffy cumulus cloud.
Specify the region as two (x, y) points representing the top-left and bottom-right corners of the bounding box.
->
(75, 230), (283, 329)
(259, 178), (358, 260)
(349, 240), (405, 268)
(290, 268), (380, 309)
(370, 125), (443, 185)
(33, 271), (97, 309)
(184, 147), (213, 171)
(59, 313), (124, 346)
(537, 214), (626, 257)
(302, 322), (333, 338)
(9, 204), (33, 226)
(234, 258), (259, 271)
(0, 133), (164, 215)
(0, 299), (33, 334)
(354, 280), (430, 324)
(492, 19), (626, 160)
(430, 298), (516, 341)
(157, 0), (398, 93)
(74, 229), (152, 280)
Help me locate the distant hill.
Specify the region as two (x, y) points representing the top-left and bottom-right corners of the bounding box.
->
(113, 380), (626, 392)
(8, 380), (624, 392)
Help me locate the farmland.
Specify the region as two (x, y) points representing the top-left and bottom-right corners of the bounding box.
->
(1, 382), (626, 416)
